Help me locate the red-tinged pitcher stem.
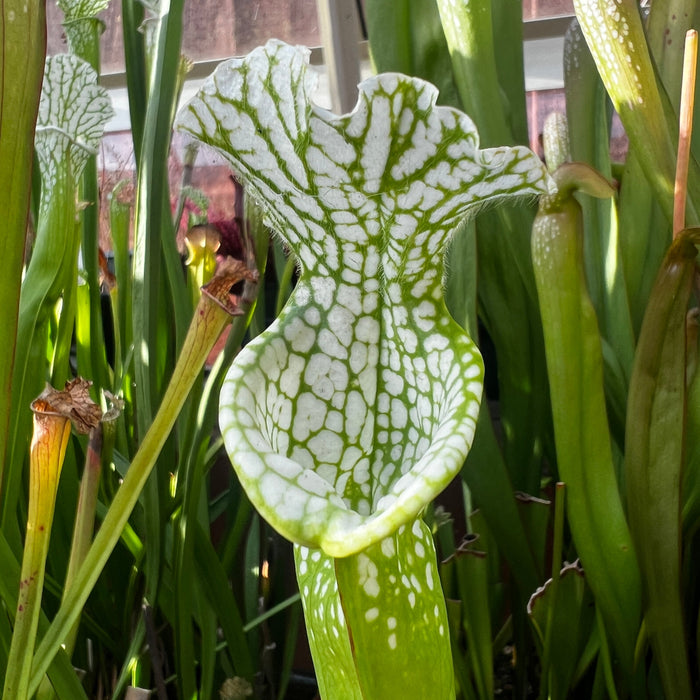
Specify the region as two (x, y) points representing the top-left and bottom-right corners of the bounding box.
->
(3, 380), (100, 700)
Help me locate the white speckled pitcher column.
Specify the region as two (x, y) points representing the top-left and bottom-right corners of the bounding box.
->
(176, 41), (551, 699)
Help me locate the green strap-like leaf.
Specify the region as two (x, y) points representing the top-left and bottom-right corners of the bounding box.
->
(55, 0), (112, 401)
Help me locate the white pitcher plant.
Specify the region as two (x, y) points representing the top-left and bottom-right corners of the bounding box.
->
(176, 40), (551, 699)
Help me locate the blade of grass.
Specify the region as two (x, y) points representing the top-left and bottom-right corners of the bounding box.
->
(171, 212), (266, 694)
(243, 513), (262, 669)
(533, 482), (565, 699)
(618, 154), (671, 335)
(59, 0), (113, 397)
(475, 213), (549, 497)
(529, 561), (595, 700)
(172, 422), (208, 697)
(275, 600), (302, 700)
(129, 0), (188, 624)
(109, 183), (133, 355)
(365, 0), (411, 74)
(193, 523), (255, 679)
(122, 0), (147, 166)
(646, 0), (695, 112)
(434, 0), (510, 146)
(131, 0), (187, 442)
(491, 0), (528, 145)
(194, 578), (218, 700)
(462, 406), (542, 590)
(682, 345), (700, 535)
(76, 157), (112, 395)
(111, 619), (147, 700)
(452, 542), (493, 700)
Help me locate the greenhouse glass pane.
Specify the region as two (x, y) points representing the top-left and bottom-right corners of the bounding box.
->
(46, 0), (321, 74)
(523, 0), (574, 20)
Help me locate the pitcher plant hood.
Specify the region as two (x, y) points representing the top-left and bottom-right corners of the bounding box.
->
(176, 40), (552, 557)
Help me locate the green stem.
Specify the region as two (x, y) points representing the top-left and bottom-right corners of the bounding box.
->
(122, 0), (147, 165)
(62, 410), (118, 655)
(538, 482), (566, 700)
(454, 542), (492, 699)
(62, 10), (111, 398)
(129, 0), (187, 615)
(77, 157), (112, 395)
(564, 25), (636, 384)
(108, 185), (133, 460)
(275, 253), (296, 316)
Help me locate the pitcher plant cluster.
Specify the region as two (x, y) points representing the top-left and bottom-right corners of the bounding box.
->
(0, 0), (700, 699)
